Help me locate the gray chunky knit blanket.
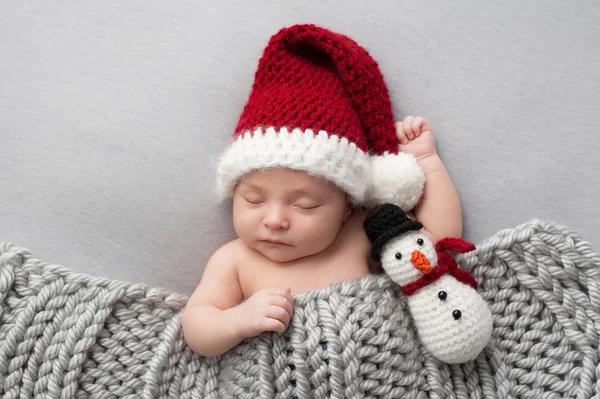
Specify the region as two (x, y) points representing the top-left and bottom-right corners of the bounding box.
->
(1, 220), (599, 399)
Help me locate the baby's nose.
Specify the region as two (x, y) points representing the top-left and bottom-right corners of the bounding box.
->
(263, 207), (290, 229)
(410, 250), (432, 273)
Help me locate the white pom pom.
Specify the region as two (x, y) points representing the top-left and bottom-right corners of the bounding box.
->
(366, 152), (425, 211)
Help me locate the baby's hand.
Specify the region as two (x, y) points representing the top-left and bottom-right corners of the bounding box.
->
(396, 116), (436, 160)
(235, 288), (294, 338)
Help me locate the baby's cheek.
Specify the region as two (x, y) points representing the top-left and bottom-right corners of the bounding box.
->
(303, 218), (339, 247)
(233, 212), (260, 236)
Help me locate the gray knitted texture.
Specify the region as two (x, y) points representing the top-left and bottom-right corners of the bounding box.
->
(1, 220), (599, 399)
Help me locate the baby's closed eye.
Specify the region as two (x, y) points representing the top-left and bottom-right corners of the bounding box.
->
(244, 195), (264, 204)
(294, 201), (320, 209)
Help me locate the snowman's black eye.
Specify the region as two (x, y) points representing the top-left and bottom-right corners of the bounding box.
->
(417, 238), (424, 246)
(452, 309), (462, 320)
(438, 291), (447, 301)
(395, 252), (402, 260)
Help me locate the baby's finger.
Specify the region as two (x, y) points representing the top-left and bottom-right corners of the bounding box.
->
(395, 121), (409, 144)
(262, 318), (286, 334)
(269, 295), (294, 317)
(403, 116), (415, 139)
(274, 288), (294, 307)
(279, 293), (295, 317)
(421, 120), (433, 135)
(268, 305), (291, 326)
(411, 116), (424, 137)
(284, 297), (294, 318)
(267, 287), (291, 298)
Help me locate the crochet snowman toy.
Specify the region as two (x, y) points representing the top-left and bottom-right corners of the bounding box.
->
(363, 203), (493, 364)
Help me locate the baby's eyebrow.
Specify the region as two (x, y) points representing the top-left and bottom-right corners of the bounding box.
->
(285, 187), (318, 197)
(238, 182), (264, 192)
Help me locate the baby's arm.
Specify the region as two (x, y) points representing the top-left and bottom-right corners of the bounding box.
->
(396, 117), (462, 242)
(182, 244), (246, 357)
(182, 242), (294, 357)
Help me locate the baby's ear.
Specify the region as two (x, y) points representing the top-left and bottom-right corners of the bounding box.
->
(343, 196), (352, 221)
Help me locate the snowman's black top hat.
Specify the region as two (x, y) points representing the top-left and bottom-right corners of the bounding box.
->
(363, 203), (423, 261)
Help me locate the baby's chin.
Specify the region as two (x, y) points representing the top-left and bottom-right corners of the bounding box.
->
(256, 246), (301, 263)
(251, 242), (312, 263)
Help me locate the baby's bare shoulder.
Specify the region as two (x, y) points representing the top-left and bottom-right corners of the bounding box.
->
(222, 238), (258, 259)
(197, 240), (242, 280)
(186, 239), (247, 308)
(207, 239), (261, 271)
(211, 238), (246, 259)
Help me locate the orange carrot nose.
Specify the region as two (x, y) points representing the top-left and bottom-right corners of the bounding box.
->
(411, 250), (432, 274)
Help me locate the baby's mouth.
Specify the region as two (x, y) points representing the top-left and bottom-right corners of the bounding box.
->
(261, 239), (292, 247)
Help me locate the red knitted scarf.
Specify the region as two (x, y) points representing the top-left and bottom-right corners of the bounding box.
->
(400, 238), (478, 296)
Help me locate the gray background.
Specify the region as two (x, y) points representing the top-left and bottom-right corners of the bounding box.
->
(1, 1), (598, 295)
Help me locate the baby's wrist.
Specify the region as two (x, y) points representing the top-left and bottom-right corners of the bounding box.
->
(225, 305), (247, 339)
(415, 150), (437, 162)
(416, 152), (444, 174)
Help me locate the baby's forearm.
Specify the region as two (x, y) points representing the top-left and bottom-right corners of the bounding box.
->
(182, 304), (244, 357)
(413, 154), (462, 241)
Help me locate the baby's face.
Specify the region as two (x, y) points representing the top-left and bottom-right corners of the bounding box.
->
(232, 168), (351, 262)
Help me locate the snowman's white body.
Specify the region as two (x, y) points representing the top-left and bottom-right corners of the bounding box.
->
(406, 274), (493, 363)
(380, 231), (493, 364)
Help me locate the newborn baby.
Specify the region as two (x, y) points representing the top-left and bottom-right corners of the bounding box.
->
(182, 24), (461, 357)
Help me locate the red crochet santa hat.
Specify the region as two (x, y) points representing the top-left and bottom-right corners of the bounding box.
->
(216, 24), (425, 211)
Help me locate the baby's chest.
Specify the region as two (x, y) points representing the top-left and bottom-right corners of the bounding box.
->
(239, 247), (369, 297)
